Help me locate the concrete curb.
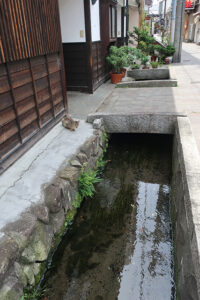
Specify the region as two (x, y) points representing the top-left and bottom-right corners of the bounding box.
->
(173, 117), (200, 299)
(116, 79), (177, 88)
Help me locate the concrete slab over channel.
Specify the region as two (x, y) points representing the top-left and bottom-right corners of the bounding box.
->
(87, 112), (186, 134)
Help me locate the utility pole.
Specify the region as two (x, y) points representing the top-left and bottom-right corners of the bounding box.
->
(126, 0), (129, 45)
(173, 0), (185, 62)
(171, 0), (177, 42)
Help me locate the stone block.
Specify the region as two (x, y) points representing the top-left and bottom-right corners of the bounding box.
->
(93, 118), (103, 129)
(0, 236), (19, 284)
(50, 209), (65, 235)
(3, 214), (37, 251)
(59, 166), (80, 185)
(70, 159), (82, 168)
(0, 275), (23, 300)
(44, 184), (63, 214)
(77, 152), (88, 165)
(31, 204), (49, 225)
(20, 223), (52, 264)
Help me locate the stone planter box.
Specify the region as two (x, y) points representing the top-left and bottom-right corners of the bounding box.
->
(127, 68), (170, 81)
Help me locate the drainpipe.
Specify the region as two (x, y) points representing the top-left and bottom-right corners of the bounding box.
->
(126, 0), (129, 45)
(171, 0), (177, 43)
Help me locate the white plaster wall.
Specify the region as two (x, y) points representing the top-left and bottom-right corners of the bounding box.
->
(117, 5), (122, 37)
(90, 0), (101, 41)
(194, 21), (200, 43)
(59, 0), (86, 43)
(129, 7), (139, 32)
(124, 16), (127, 37)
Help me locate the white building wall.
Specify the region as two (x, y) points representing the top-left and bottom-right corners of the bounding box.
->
(90, 0), (101, 41)
(59, 0), (86, 43)
(117, 5), (122, 37)
(129, 7), (139, 32)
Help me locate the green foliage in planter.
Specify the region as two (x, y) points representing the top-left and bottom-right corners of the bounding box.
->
(151, 61), (159, 68)
(164, 45), (175, 57)
(131, 64), (140, 69)
(106, 46), (127, 73)
(106, 46), (144, 71)
(129, 25), (176, 62)
(129, 26), (155, 47)
(141, 54), (149, 66)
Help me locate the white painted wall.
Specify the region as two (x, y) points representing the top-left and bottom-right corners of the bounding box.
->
(124, 16), (127, 37)
(59, 0), (86, 43)
(117, 5), (122, 37)
(129, 7), (139, 32)
(90, 0), (101, 41)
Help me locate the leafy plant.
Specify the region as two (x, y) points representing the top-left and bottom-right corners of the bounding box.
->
(164, 45), (175, 57)
(106, 46), (127, 73)
(131, 64), (140, 69)
(141, 54), (149, 66)
(20, 287), (46, 300)
(78, 168), (101, 199)
(151, 61), (159, 68)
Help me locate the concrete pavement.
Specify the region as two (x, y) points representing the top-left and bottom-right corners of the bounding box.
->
(95, 43), (200, 152)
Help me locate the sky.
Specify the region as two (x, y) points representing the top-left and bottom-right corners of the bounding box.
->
(149, 0), (159, 14)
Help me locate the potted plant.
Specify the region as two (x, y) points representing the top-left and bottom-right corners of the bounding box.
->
(106, 46), (127, 83)
(164, 45), (175, 64)
(151, 61), (159, 68)
(141, 55), (150, 69)
(131, 64), (140, 69)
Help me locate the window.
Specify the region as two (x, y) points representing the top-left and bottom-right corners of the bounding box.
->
(109, 6), (117, 39)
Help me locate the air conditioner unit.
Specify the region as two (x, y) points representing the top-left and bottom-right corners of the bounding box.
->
(188, 23), (196, 41)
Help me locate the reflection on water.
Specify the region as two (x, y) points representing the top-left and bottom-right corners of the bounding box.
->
(43, 134), (175, 300)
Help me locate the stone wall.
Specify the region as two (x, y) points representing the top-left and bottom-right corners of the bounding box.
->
(0, 119), (105, 300)
(172, 117), (200, 300)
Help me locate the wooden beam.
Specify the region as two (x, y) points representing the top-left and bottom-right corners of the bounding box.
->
(29, 58), (42, 128)
(84, 0), (93, 94)
(56, 0), (68, 112)
(6, 62), (23, 143)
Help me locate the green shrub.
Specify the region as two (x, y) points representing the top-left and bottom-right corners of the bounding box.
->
(131, 64), (140, 69)
(78, 168), (101, 199)
(151, 61), (159, 68)
(106, 46), (127, 73)
(141, 54), (149, 66)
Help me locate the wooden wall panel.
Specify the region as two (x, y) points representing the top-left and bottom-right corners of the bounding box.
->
(92, 41), (107, 91)
(0, 0), (61, 64)
(0, 0), (67, 173)
(63, 43), (89, 91)
(0, 53), (66, 172)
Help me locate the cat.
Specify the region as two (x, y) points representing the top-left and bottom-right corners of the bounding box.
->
(62, 115), (80, 131)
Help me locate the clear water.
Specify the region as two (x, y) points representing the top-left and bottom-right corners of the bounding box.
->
(43, 134), (175, 300)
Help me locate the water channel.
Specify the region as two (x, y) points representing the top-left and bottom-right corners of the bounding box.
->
(43, 133), (175, 300)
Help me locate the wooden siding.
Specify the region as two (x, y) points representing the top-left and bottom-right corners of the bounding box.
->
(0, 54), (66, 171)
(63, 43), (89, 92)
(0, 0), (61, 64)
(92, 41), (107, 91)
(0, 0), (67, 173)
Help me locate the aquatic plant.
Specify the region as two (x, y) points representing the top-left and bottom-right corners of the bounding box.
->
(78, 168), (101, 200)
(20, 287), (46, 300)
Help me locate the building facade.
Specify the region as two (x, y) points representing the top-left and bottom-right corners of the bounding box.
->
(0, 0), (67, 173)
